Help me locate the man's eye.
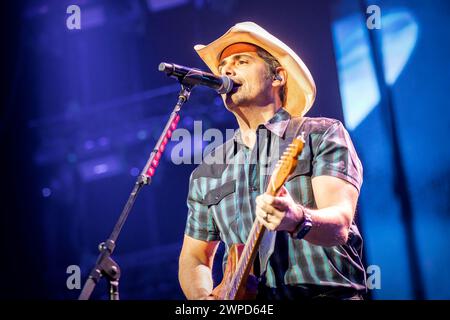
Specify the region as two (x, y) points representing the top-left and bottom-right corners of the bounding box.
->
(238, 60), (248, 65)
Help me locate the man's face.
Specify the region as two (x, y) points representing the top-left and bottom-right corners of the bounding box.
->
(218, 52), (273, 110)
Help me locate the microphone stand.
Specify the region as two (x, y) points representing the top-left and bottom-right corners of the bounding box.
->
(78, 84), (193, 300)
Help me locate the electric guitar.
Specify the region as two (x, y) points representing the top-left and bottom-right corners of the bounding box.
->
(212, 133), (305, 299)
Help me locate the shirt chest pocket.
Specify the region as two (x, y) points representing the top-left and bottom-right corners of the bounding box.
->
(202, 180), (239, 232)
(285, 159), (314, 206)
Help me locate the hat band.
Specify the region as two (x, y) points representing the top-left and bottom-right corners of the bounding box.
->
(219, 43), (260, 61)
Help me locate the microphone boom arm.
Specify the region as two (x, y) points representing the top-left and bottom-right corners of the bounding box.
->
(78, 84), (192, 300)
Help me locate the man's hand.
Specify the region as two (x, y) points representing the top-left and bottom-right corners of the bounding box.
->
(255, 186), (304, 232)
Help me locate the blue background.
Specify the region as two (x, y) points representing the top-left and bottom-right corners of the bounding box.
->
(1, 0), (449, 299)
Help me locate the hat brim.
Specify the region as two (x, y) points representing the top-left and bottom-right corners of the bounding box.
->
(194, 22), (316, 117)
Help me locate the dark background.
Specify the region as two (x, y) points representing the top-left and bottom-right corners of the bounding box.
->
(1, 0), (449, 299)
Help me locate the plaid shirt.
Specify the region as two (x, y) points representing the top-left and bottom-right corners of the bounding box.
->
(184, 108), (366, 291)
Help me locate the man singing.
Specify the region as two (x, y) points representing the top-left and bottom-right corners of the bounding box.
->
(178, 22), (366, 300)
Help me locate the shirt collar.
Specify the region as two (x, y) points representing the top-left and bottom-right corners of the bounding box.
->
(265, 107), (291, 137)
(233, 107), (291, 145)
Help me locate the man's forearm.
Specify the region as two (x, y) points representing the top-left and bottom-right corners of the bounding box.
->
(179, 257), (214, 299)
(302, 205), (352, 247)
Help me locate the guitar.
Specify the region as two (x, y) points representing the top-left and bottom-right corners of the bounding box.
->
(211, 133), (306, 300)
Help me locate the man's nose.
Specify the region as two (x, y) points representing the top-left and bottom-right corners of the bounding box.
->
(221, 63), (235, 76)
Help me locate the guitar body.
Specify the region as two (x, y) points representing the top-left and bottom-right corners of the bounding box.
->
(212, 243), (258, 300)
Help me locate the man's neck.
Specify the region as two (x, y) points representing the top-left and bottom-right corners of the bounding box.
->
(233, 103), (281, 148)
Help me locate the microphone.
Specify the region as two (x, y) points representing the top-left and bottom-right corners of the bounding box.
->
(158, 62), (234, 94)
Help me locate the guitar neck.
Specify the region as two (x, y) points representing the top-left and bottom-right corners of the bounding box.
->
(226, 182), (279, 299)
(226, 219), (265, 299)
(226, 134), (305, 300)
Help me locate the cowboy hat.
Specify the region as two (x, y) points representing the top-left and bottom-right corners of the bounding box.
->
(194, 21), (316, 117)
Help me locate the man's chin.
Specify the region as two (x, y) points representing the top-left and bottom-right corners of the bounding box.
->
(224, 93), (247, 109)
(223, 99), (237, 112)
(224, 99), (241, 112)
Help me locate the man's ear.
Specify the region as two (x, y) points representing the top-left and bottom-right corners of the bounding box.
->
(273, 67), (287, 87)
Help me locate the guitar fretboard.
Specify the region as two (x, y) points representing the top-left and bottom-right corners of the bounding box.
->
(227, 220), (265, 299)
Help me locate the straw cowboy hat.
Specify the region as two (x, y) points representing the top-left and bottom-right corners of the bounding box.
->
(194, 21), (316, 117)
